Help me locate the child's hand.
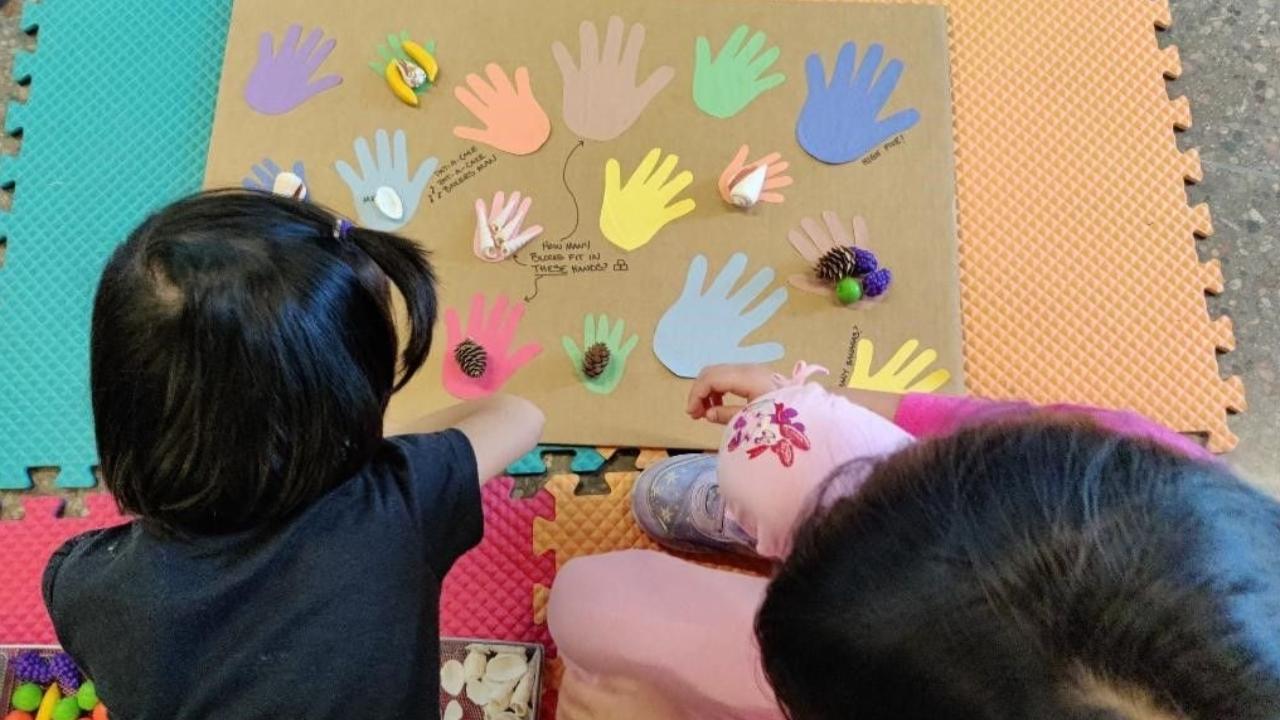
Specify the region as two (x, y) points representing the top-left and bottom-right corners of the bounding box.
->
(686, 363), (780, 424)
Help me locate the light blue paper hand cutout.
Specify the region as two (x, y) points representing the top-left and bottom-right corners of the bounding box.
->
(334, 129), (439, 231)
(242, 158), (306, 195)
(795, 42), (920, 165)
(653, 253), (788, 379)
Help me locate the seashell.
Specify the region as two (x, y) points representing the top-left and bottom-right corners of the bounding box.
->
(729, 163), (768, 208)
(483, 653), (529, 683)
(374, 186), (404, 221)
(483, 704), (520, 720)
(509, 671), (533, 717)
(466, 677), (495, 705)
(440, 659), (465, 696)
(487, 678), (519, 708)
(464, 649), (489, 682)
(271, 171), (307, 201)
(443, 700), (463, 720)
(395, 58), (428, 89)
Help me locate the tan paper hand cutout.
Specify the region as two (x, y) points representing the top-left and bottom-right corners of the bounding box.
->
(786, 211), (870, 295)
(551, 16), (675, 141)
(453, 64), (551, 156)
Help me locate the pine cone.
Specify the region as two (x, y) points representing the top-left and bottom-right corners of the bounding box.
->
(582, 342), (611, 379)
(815, 246), (878, 282)
(454, 339), (488, 378)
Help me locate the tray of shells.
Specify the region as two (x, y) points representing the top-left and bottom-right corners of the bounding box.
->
(439, 638), (543, 720)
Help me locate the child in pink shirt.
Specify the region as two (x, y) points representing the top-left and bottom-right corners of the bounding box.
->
(547, 363), (1267, 720)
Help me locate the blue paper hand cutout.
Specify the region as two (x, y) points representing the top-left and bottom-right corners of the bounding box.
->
(242, 158), (306, 195)
(334, 129), (439, 231)
(653, 253), (788, 379)
(795, 42), (920, 165)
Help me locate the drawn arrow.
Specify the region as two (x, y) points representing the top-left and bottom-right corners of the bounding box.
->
(524, 271), (568, 303)
(559, 140), (585, 242)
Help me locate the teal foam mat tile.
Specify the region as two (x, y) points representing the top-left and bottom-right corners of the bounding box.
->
(0, 0), (234, 488)
(506, 445), (608, 476)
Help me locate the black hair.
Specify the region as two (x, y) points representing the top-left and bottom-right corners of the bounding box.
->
(91, 189), (437, 533)
(757, 419), (1280, 720)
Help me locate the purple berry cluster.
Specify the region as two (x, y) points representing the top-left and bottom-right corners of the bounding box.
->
(49, 651), (83, 693)
(851, 247), (879, 276)
(13, 649), (54, 685)
(861, 267), (892, 298)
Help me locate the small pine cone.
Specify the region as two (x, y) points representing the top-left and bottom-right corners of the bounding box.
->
(582, 342), (611, 379)
(815, 246), (858, 282)
(862, 268), (892, 298)
(13, 650), (53, 685)
(454, 339), (488, 378)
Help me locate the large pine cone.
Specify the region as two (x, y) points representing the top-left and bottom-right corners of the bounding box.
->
(815, 246), (878, 282)
(454, 339), (488, 378)
(583, 342), (611, 379)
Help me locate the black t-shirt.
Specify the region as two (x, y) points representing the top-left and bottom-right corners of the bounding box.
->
(42, 430), (482, 720)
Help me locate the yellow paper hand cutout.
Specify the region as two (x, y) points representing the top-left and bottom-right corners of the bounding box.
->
(846, 338), (951, 394)
(599, 147), (696, 252)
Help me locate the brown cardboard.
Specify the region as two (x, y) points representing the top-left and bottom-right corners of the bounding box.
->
(203, 0), (962, 450)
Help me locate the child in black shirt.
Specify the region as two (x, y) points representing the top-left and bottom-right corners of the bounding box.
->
(43, 190), (544, 719)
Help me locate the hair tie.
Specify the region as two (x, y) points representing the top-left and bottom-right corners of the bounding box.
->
(333, 219), (354, 240)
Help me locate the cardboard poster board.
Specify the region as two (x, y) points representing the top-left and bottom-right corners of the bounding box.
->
(204, 0), (962, 449)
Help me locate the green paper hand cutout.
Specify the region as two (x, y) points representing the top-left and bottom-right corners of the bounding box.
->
(693, 25), (785, 119)
(562, 314), (640, 395)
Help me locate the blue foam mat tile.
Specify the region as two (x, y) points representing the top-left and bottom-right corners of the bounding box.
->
(0, 0), (235, 488)
(505, 445), (608, 476)
(11, 52), (35, 85)
(4, 100), (29, 136)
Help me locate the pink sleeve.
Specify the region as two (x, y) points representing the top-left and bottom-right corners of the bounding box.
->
(894, 394), (1215, 462)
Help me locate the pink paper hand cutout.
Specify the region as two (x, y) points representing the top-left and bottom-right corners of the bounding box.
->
(718, 145), (794, 205)
(551, 16), (675, 141)
(443, 293), (543, 399)
(244, 25), (343, 115)
(453, 64), (552, 156)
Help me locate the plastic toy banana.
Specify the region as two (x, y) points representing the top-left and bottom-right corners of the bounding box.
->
(402, 40), (439, 83)
(383, 39), (439, 108)
(34, 684), (61, 720)
(385, 61), (419, 107)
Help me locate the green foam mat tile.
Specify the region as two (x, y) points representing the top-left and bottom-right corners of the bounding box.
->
(0, 0), (234, 488)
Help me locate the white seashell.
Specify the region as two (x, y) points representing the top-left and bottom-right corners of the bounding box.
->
(483, 705), (520, 720)
(271, 171), (307, 201)
(484, 653), (529, 683)
(467, 677), (495, 705)
(443, 700), (463, 720)
(464, 649), (489, 682)
(395, 58), (428, 89)
(729, 163), (768, 208)
(374, 186), (404, 220)
(487, 678), (519, 708)
(440, 659), (465, 696)
(510, 671), (533, 717)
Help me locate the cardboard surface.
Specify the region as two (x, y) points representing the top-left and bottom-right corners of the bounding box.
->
(203, 0), (964, 450)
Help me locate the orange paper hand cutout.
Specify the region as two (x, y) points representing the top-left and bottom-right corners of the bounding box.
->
(453, 64), (552, 155)
(718, 144), (794, 205)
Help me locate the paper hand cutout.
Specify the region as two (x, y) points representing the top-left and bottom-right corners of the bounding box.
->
(242, 158), (305, 195)
(552, 16), (675, 141)
(693, 25), (785, 119)
(244, 25), (342, 115)
(453, 64), (552, 155)
(718, 145), (793, 205)
(796, 42), (920, 164)
(562, 314), (640, 395)
(443, 293), (543, 400)
(600, 148), (696, 252)
(787, 211), (870, 295)
(846, 338), (951, 393)
(474, 191), (543, 262)
(653, 253), (788, 378)
(334, 129), (439, 232)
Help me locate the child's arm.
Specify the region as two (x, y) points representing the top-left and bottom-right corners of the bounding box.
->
(387, 394), (545, 482)
(686, 364), (903, 424)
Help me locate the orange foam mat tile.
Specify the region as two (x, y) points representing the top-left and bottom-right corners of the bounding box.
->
(834, 0), (1243, 450)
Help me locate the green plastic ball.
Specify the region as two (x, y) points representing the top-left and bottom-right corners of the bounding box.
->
(52, 698), (80, 720)
(835, 277), (863, 305)
(76, 683), (98, 711)
(10, 684), (42, 712)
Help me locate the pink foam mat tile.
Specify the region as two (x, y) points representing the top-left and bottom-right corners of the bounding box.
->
(0, 493), (128, 643)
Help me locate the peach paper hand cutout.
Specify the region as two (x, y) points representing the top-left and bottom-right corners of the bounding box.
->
(551, 16), (675, 141)
(453, 64), (552, 155)
(718, 145), (793, 205)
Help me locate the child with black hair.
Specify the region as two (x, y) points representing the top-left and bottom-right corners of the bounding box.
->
(43, 190), (545, 719)
(549, 363), (1280, 720)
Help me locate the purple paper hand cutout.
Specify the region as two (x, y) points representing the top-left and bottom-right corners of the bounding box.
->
(795, 42), (920, 165)
(244, 25), (343, 115)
